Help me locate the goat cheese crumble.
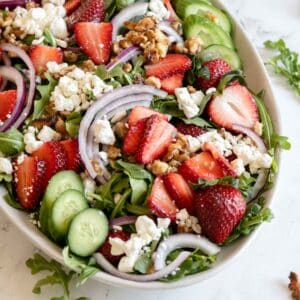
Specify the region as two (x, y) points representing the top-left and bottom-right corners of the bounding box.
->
(37, 125), (61, 142)
(0, 157), (13, 175)
(147, 0), (170, 21)
(24, 126), (43, 154)
(93, 118), (116, 145)
(176, 209), (201, 234)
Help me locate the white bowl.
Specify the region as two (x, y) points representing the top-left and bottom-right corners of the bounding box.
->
(0, 0), (281, 290)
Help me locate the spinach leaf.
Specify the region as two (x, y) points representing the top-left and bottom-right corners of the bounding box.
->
(110, 188), (131, 219)
(3, 182), (22, 210)
(151, 96), (185, 117)
(115, 160), (152, 181)
(134, 240), (158, 274)
(271, 133), (291, 150)
(181, 117), (213, 128)
(217, 70), (246, 92)
(191, 177), (239, 190)
(0, 128), (24, 156)
(65, 112), (82, 138)
(129, 177), (148, 204)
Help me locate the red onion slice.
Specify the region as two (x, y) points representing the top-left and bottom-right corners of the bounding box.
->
(247, 169), (269, 202)
(0, 52), (11, 92)
(106, 46), (142, 71)
(0, 66), (26, 131)
(111, 2), (149, 40)
(232, 124), (267, 153)
(1, 44), (36, 130)
(109, 216), (138, 229)
(158, 21), (183, 44)
(154, 233), (220, 271)
(93, 251), (190, 282)
(0, 0), (40, 9)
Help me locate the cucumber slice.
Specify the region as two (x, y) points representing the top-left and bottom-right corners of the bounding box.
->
(39, 170), (84, 235)
(176, 0), (232, 33)
(200, 44), (242, 69)
(68, 208), (109, 257)
(49, 189), (88, 242)
(184, 15), (234, 49)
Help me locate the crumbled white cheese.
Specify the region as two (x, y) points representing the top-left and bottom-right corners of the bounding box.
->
(46, 61), (68, 73)
(113, 193), (122, 204)
(16, 153), (27, 165)
(98, 151), (109, 166)
(83, 176), (96, 200)
(24, 126), (43, 154)
(231, 158), (245, 176)
(93, 119), (116, 145)
(37, 125), (61, 142)
(147, 0), (170, 21)
(176, 208), (201, 234)
(0, 157), (13, 175)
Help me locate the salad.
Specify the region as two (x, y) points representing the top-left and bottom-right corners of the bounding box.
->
(0, 0), (285, 283)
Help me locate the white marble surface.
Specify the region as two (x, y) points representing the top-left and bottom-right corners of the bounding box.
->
(1, 0), (300, 299)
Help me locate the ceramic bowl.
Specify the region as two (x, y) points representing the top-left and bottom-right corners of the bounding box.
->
(0, 0), (281, 290)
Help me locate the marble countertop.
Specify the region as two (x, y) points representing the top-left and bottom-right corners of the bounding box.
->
(1, 0), (300, 299)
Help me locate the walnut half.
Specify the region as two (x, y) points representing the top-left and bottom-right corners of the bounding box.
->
(289, 272), (300, 300)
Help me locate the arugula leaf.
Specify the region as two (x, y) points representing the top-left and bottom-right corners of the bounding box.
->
(110, 188), (131, 219)
(116, 0), (136, 11)
(181, 116), (213, 128)
(185, 53), (203, 85)
(151, 96), (184, 117)
(43, 29), (57, 47)
(115, 160), (153, 181)
(223, 197), (273, 245)
(264, 39), (300, 96)
(3, 182), (23, 210)
(126, 204), (151, 215)
(217, 70), (246, 92)
(65, 112), (82, 138)
(134, 240), (158, 274)
(32, 73), (57, 120)
(0, 128), (24, 156)
(191, 177), (239, 189)
(271, 133), (291, 150)
(0, 173), (12, 183)
(129, 177), (148, 205)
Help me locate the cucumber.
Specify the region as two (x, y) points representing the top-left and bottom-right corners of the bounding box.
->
(49, 189), (88, 242)
(176, 0), (232, 33)
(184, 15), (234, 49)
(68, 208), (108, 257)
(39, 170), (84, 235)
(200, 44), (242, 69)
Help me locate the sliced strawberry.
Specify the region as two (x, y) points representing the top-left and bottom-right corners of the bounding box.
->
(179, 151), (224, 183)
(160, 73), (184, 94)
(197, 58), (231, 90)
(147, 176), (177, 221)
(145, 54), (192, 80)
(13, 156), (46, 209)
(29, 45), (63, 74)
(64, 0), (81, 15)
(128, 106), (168, 126)
(123, 117), (148, 156)
(0, 90), (17, 123)
(60, 139), (81, 172)
(163, 0), (180, 22)
(67, 0), (105, 30)
(208, 84), (259, 130)
(136, 115), (177, 164)
(98, 230), (130, 266)
(74, 22), (112, 65)
(175, 120), (207, 137)
(32, 141), (67, 184)
(163, 173), (194, 214)
(203, 142), (237, 177)
(194, 184), (246, 243)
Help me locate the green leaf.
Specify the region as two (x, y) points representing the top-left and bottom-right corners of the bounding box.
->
(129, 177), (148, 204)
(198, 94), (213, 115)
(181, 116), (213, 128)
(116, 0), (136, 11)
(191, 176), (239, 190)
(0, 173), (12, 183)
(126, 204), (151, 215)
(110, 188), (131, 219)
(43, 29), (57, 47)
(217, 70), (246, 92)
(32, 73), (57, 120)
(22, 34), (35, 45)
(151, 96), (184, 117)
(3, 182), (22, 210)
(65, 112), (82, 138)
(271, 133), (291, 150)
(0, 128), (24, 156)
(115, 160), (153, 181)
(134, 240), (158, 274)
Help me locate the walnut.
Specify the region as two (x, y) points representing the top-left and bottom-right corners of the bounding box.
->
(147, 160), (170, 176)
(289, 272), (300, 300)
(172, 42), (188, 54)
(113, 121), (128, 139)
(145, 76), (161, 89)
(64, 51), (78, 63)
(55, 117), (68, 137)
(107, 146), (121, 159)
(170, 21), (183, 35)
(134, 16), (156, 32)
(112, 42), (121, 54)
(177, 224), (193, 233)
(123, 62), (132, 73)
(185, 37), (202, 54)
(119, 39), (133, 49)
(81, 59), (95, 72)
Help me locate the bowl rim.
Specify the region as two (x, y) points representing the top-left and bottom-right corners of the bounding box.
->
(0, 0), (282, 290)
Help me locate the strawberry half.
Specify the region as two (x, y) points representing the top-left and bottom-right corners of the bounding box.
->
(175, 120), (207, 137)
(13, 156), (46, 209)
(145, 54), (192, 80)
(64, 0), (81, 15)
(67, 0), (105, 30)
(203, 142), (236, 177)
(147, 176), (177, 221)
(160, 73), (184, 94)
(60, 139), (81, 172)
(98, 230), (130, 266)
(123, 117), (148, 156)
(136, 115), (177, 164)
(194, 184), (246, 244)
(128, 106), (167, 126)
(74, 22), (112, 65)
(29, 45), (63, 74)
(32, 141), (67, 184)
(208, 84), (259, 130)
(197, 58), (231, 90)
(163, 173), (194, 214)
(0, 90), (17, 123)
(178, 151), (224, 183)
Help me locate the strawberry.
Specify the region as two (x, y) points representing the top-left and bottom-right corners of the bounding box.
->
(98, 230), (130, 265)
(136, 115), (177, 164)
(163, 0), (180, 22)
(32, 141), (67, 184)
(67, 0), (105, 30)
(163, 173), (194, 214)
(208, 84), (259, 130)
(128, 106), (167, 126)
(0, 90), (17, 123)
(194, 184), (246, 243)
(145, 54), (192, 80)
(175, 120), (207, 137)
(160, 73), (184, 94)
(64, 0), (81, 15)
(178, 151), (224, 183)
(197, 58), (231, 90)
(74, 22), (112, 65)
(203, 142), (236, 177)
(29, 45), (63, 74)
(123, 117), (148, 156)
(13, 156), (46, 209)
(60, 139), (81, 172)
(147, 176), (177, 221)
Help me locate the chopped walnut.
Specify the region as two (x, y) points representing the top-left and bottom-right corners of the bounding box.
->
(289, 272), (300, 300)
(113, 121), (128, 139)
(145, 76), (161, 89)
(55, 116), (68, 137)
(80, 59), (95, 72)
(147, 160), (170, 176)
(31, 116), (56, 130)
(171, 42), (188, 54)
(170, 21), (183, 35)
(177, 224), (193, 233)
(112, 42), (121, 55)
(163, 133), (189, 162)
(123, 62), (132, 73)
(185, 37), (202, 55)
(107, 146), (121, 159)
(64, 51), (79, 64)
